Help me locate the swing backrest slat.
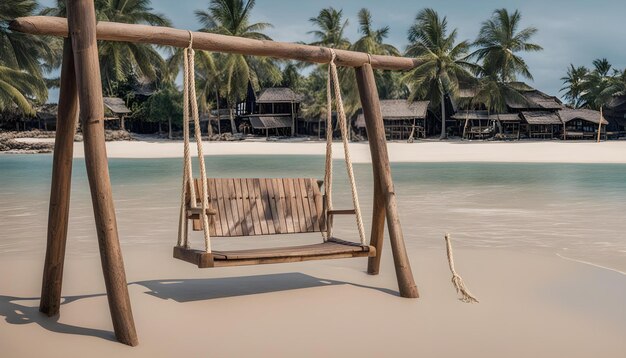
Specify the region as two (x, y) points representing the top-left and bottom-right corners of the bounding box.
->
(191, 178), (324, 237)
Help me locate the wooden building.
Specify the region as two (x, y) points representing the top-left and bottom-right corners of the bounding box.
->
(452, 111), (522, 139)
(103, 97), (131, 130)
(604, 96), (626, 137)
(355, 99), (430, 140)
(520, 111), (562, 139)
(240, 87), (303, 136)
(559, 108), (607, 140)
(453, 82), (564, 140)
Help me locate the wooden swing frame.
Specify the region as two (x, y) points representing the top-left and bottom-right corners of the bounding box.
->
(11, 0), (420, 347)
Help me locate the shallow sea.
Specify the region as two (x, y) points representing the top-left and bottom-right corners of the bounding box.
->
(1, 154), (625, 273)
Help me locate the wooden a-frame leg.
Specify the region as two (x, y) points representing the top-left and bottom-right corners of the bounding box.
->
(355, 64), (419, 298)
(67, 0), (138, 346)
(40, 38), (79, 316)
(367, 158), (385, 275)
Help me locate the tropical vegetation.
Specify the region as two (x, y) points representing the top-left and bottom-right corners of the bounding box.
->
(8, 0), (616, 140)
(560, 58), (626, 110)
(402, 8), (475, 139)
(0, 0), (52, 114)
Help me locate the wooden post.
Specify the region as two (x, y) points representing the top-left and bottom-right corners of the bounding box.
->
(355, 64), (419, 298)
(39, 38), (79, 316)
(67, 0), (138, 346)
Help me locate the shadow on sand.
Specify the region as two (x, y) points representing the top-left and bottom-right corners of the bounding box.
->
(0, 293), (116, 342)
(1, 272), (396, 343)
(132, 272), (397, 302)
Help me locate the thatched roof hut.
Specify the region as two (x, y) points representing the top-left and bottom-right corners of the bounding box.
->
(355, 99), (429, 128)
(455, 82), (562, 111)
(559, 108), (607, 125)
(451, 110), (520, 122)
(506, 89), (563, 110)
(256, 87), (304, 103)
(520, 111), (562, 125)
(103, 97), (131, 115)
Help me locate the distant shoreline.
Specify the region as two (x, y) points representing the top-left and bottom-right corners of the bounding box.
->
(5, 135), (626, 164)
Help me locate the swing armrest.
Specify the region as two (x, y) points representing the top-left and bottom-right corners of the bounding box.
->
(187, 207), (218, 219)
(327, 209), (356, 216)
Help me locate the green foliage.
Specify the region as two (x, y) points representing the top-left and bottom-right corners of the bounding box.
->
(403, 9), (476, 105)
(42, 0), (171, 96)
(471, 9), (542, 82)
(560, 64), (589, 108)
(0, 0), (50, 113)
(561, 59), (626, 109)
(195, 0), (281, 106)
(0, 65), (47, 115)
(146, 83), (183, 125)
(402, 8), (477, 138)
(308, 7), (350, 49)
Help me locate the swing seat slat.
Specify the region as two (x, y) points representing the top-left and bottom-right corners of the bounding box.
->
(173, 238), (375, 268)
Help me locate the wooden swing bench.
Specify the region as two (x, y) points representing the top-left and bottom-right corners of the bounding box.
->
(173, 177), (375, 268)
(11, 6), (419, 346)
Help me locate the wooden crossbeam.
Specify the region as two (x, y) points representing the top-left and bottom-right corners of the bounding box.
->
(10, 16), (420, 70)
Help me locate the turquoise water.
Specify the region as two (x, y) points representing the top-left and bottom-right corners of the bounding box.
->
(1, 154), (625, 272)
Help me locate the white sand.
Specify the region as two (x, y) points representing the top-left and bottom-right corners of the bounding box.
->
(12, 136), (626, 163)
(35, 138), (626, 163)
(1, 247), (624, 357)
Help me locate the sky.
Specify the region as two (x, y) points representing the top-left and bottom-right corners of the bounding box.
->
(40, 0), (626, 101)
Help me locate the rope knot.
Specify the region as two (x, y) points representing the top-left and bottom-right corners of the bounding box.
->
(328, 48), (337, 64)
(187, 30), (194, 49)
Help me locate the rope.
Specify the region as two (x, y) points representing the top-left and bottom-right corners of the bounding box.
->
(177, 34), (195, 248)
(444, 233), (479, 303)
(322, 53), (334, 241)
(177, 31), (212, 253)
(186, 32), (212, 253)
(326, 49), (367, 245)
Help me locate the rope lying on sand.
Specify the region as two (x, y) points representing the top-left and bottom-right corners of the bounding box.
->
(445, 233), (479, 303)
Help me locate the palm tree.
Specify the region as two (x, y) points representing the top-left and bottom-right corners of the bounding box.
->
(603, 68), (626, 99)
(472, 9), (542, 82)
(352, 9), (398, 56)
(196, 0), (281, 133)
(402, 8), (476, 139)
(471, 68), (528, 136)
(43, 0), (170, 96)
(1, 0), (54, 77)
(349, 8), (403, 107)
(308, 7), (350, 49)
(0, 0), (52, 113)
(560, 64), (589, 108)
(580, 58), (617, 109)
(0, 65), (47, 115)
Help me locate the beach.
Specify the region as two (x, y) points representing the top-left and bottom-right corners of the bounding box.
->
(1, 143), (625, 357)
(12, 136), (626, 163)
(1, 246), (625, 357)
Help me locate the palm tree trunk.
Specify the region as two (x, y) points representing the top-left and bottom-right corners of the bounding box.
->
(462, 108), (469, 139)
(439, 92), (447, 139)
(215, 87), (221, 135)
(205, 113), (213, 136)
(168, 117), (172, 139)
(229, 107), (238, 134)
